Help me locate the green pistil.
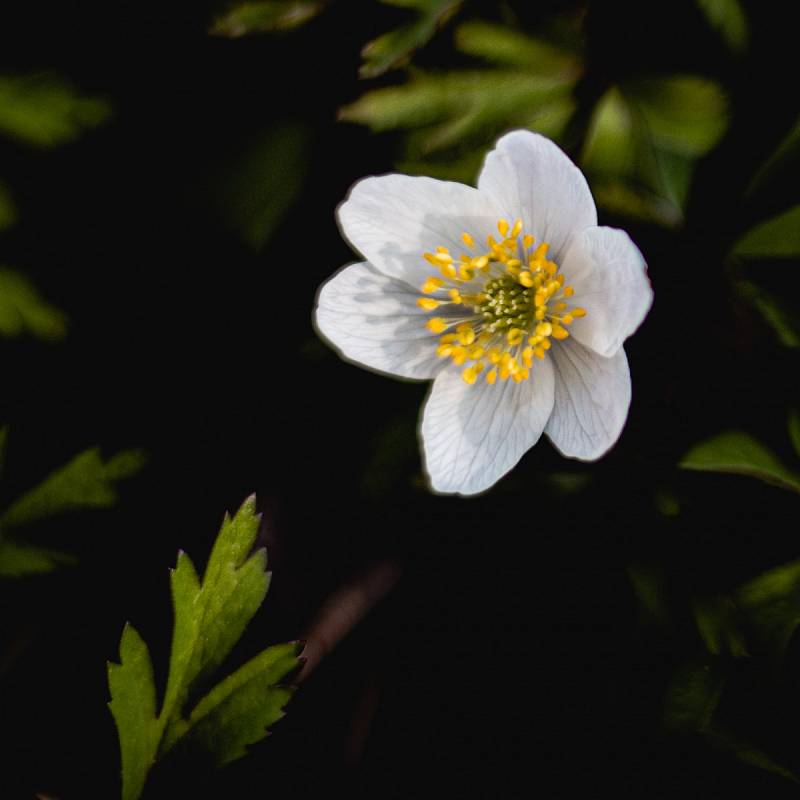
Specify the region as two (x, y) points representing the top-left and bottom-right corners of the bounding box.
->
(475, 275), (535, 332)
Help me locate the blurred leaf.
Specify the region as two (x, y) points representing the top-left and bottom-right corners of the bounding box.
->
(108, 496), (301, 800)
(627, 562), (669, 625)
(696, 0), (748, 54)
(664, 660), (725, 732)
(0, 447), (146, 531)
(737, 560), (800, 661)
(217, 121), (311, 251)
(789, 409), (800, 458)
(746, 114), (800, 203)
(0, 538), (76, 577)
(736, 280), (800, 349)
(210, 1), (324, 37)
(704, 726), (798, 782)
(680, 431), (800, 494)
(0, 182), (17, 230)
(0, 74), (109, 148)
(0, 427), (6, 478)
(693, 596), (748, 657)
(454, 20), (580, 73)
(0, 268), (67, 340)
(732, 205), (800, 258)
(360, 0), (462, 78)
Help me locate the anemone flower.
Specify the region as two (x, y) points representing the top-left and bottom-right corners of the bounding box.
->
(315, 130), (653, 495)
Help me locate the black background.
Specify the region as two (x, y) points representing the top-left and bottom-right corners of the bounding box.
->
(1, 1), (800, 797)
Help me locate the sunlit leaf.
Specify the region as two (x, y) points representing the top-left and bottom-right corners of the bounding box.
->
(696, 0), (748, 54)
(664, 660), (724, 732)
(0, 447), (147, 530)
(736, 280), (800, 349)
(0, 538), (76, 577)
(216, 121), (311, 251)
(360, 0), (462, 78)
(0, 268), (67, 340)
(732, 205), (800, 258)
(210, 1), (324, 37)
(108, 497), (301, 800)
(0, 182), (16, 230)
(0, 74), (110, 148)
(680, 430), (800, 494)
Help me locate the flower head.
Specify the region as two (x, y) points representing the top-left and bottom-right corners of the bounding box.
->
(315, 130), (653, 495)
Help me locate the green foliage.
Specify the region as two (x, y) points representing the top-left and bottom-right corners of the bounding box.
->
(680, 430), (800, 494)
(696, 0), (748, 54)
(692, 596), (748, 658)
(0, 74), (110, 148)
(736, 279), (800, 349)
(732, 205), (800, 258)
(210, 1), (324, 37)
(0, 267), (68, 340)
(215, 121), (312, 251)
(789, 409), (800, 458)
(108, 496), (302, 800)
(360, 0), (462, 78)
(664, 660), (725, 732)
(0, 445), (145, 577)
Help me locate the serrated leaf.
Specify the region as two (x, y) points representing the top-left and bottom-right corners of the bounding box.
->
(0, 268), (67, 340)
(180, 642), (300, 765)
(109, 497), (300, 800)
(107, 625), (160, 800)
(0, 182), (16, 230)
(697, 0), (748, 54)
(210, 1), (324, 37)
(360, 0), (461, 78)
(0, 74), (110, 148)
(732, 205), (800, 258)
(680, 430), (800, 494)
(0, 537), (76, 577)
(737, 560), (800, 661)
(0, 447), (147, 530)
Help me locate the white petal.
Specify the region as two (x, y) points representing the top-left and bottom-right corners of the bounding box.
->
(315, 261), (443, 380)
(477, 130), (597, 260)
(421, 359), (555, 495)
(545, 341), (631, 460)
(337, 174), (500, 285)
(561, 226), (653, 358)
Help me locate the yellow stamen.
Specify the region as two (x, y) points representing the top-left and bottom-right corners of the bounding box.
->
(417, 297), (440, 310)
(422, 277), (444, 294)
(427, 317), (447, 334)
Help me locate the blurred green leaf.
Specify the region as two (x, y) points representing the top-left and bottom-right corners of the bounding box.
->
(664, 660), (725, 732)
(627, 562), (669, 625)
(217, 121), (311, 251)
(210, 1), (324, 37)
(737, 560), (800, 661)
(693, 596), (748, 658)
(360, 0), (462, 78)
(0, 182), (17, 230)
(789, 409), (800, 458)
(0, 538), (76, 577)
(732, 205), (800, 258)
(0, 447), (146, 530)
(746, 114), (800, 204)
(680, 430), (800, 494)
(0, 74), (109, 148)
(736, 279), (800, 349)
(696, 0), (748, 54)
(108, 496), (301, 800)
(704, 726), (798, 782)
(0, 268), (67, 341)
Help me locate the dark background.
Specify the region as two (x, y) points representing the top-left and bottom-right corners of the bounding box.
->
(1, 1), (799, 797)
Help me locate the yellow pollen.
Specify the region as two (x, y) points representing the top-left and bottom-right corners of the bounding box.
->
(422, 277), (444, 294)
(462, 232), (475, 248)
(417, 297), (440, 310)
(511, 219), (524, 237)
(486, 368), (497, 385)
(497, 219), (509, 237)
(427, 317), (447, 334)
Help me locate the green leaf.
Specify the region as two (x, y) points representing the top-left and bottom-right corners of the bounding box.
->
(0, 74), (110, 148)
(210, 1), (324, 37)
(693, 596), (748, 658)
(664, 660), (725, 732)
(789, 409), (800, 458)
(0, 268), (67, 340)
(0, 447), (147, 530)
(736, 279), (800, 349)
(732, 205), (800, 258)
(704, 726), (798, 783)
(108, 497), (301, 800)
(0, 182), (17, 230)
(360, 1), (462, 78)
(107, 625), (160, 800)
(215, 121), (311, 251)
(737, 560), (800, 661)
(696, 0), (748, 54)
(680, 430), (800, 494)
(0, 538), (76, 577)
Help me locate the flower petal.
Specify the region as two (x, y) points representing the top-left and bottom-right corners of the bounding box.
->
(561, 226), (653, 358)
(315, 261), (443, 380)
(337, 174), (500, 285)
(477, 130), (597, 260)
(545, 341), (631, 460)
(421, 360), (555, 495)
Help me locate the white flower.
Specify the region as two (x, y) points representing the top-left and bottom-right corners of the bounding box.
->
(314, 130), (653, 496)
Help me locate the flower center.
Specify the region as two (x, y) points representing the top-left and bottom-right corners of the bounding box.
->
(417, 219), (586, 385)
